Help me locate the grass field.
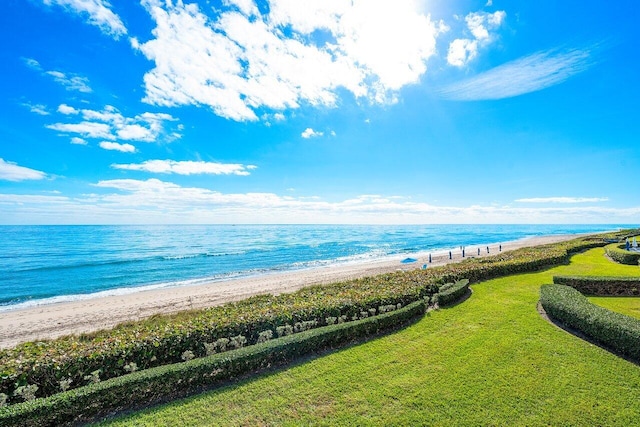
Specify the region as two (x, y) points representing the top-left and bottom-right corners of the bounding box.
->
(100, 248), (640, 426)
(589, 296), (640, 320)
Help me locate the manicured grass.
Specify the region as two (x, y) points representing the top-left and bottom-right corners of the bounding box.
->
(99, 248), (640, 426)
(589, 297), (640, 320)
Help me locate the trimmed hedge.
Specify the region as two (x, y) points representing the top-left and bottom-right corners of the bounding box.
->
(0, 300), (425, 427)
(0, 234), (614, 404)
(553, 276), (640, 296)
(540, 284), (640, 363)
(605, 242), (640, 265)
(437, 279), (470, 306)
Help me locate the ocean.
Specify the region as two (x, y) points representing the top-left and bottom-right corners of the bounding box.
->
(0, 224), (630, 311)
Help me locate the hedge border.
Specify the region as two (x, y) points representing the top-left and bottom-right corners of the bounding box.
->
(540, 284), (640, 363)
(0, 300), (425, 427)
(436, 279), (470, 306)
(553, 275), (640, 296)
(605, 242), (640, 265)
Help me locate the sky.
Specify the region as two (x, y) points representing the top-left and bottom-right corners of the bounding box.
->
(0, 0), (638, 224)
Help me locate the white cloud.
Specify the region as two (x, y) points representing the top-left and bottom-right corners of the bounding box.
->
(99, 141), (136, 153)
(465, 11), (504, 41)
(45, 70), (92, 93)
(516, 197), (609, 204)
(112, 160), (257, 176)
(47, 105), (179, 142)
(136, 0), (444, 121)
(301, 128), (323, 138)
(439, 47), (594, 100)
(23, 103), (50, 116)
(47, 121), (113, 139)
(447, 39), (478, 67)
(2, 179), (638, 224)
(447, 10), (505, 67)
(24, 58), (93, 93)
(42, 0), (127, 39)
(0, 159), (47, 182)
(23, 58), (41, 70)
(58, 104), (79, 115)
(223, 0), (258, 17)
(70, 137), (88, 145)
(24, 57), (92, 92)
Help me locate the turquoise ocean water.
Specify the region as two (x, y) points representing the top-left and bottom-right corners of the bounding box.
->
(0, 224), (632, 311)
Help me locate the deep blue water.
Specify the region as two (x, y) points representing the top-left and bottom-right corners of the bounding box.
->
(0, 224), (631, 310)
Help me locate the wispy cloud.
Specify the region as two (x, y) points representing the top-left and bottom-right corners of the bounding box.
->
(112, 160), (257, 176)
(301, 128), (323, 139)
(24, 58), (93, 93)
(22, 102), (50, 116)
(42, 0), (127, 39)
(0, 159), (47, 182)
(99, 141), (136, 153)
(439, 46), (595, 100)
(45, 71), (92, 93)
(516, 197), (609, 204)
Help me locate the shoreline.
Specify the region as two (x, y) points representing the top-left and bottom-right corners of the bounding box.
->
(0, 233), (591, 349)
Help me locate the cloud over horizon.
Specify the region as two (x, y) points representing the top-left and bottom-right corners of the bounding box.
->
(0, 179), (637, 225)
(516, 197), (609, 204)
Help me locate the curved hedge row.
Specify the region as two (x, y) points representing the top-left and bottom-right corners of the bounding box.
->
(436, 279), (470, 306)
(0, 236), (610, 405)
(605, 243), (640, 265)
(553, 275), (640, 296)
(0, 300), (426, 427)
(540, 284), (640, 363)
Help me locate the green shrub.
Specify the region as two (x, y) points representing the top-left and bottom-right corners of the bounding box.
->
(0, 300), (425, 427)
(553, 275), (640, 296)
(437, 279), (470, 306)
(540, 284), (640, 362)
(605, 242), (640, 265)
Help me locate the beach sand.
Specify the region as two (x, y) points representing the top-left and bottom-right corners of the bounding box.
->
(0, 234), (583, 349)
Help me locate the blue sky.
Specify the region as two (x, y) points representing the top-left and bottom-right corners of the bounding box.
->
(0, 0), (638, 224)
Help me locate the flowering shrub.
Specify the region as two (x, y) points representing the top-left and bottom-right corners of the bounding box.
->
(0, 300), (426, 427)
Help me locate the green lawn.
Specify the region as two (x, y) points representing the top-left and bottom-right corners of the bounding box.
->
(100, 248), (640, 426)
(589, 297), (640, 320)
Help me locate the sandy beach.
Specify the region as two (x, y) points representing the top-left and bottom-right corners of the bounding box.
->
(0, 234), (584, 349)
